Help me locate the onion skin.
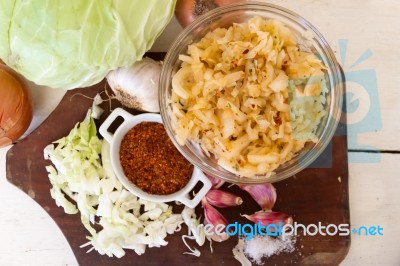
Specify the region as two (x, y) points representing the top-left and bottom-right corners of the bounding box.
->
(0, 64), (33, 147)
(175, 0), (244, 28)
(175, 0), (196, 28)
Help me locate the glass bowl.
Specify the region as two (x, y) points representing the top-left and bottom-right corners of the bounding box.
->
(159, 1), (343, 184)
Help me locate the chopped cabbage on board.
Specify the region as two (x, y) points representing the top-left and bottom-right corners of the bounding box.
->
(44, 109), (183, 258)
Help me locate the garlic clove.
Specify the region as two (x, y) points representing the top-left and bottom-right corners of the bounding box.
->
(239, 183), (277, 210)
(204, 217), (230, 242)
(241, 210), (293, 230)
(202, 198), (230, 242)
(205, 173), (226, 189)
(205, 189), (243, 208)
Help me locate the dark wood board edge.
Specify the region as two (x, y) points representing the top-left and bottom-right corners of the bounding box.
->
(5, 54), (350, 265)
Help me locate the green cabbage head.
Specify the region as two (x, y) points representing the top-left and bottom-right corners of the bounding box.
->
(0, 0), (176, 89)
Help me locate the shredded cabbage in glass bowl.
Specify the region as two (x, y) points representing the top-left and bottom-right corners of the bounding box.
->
(159, 2), (344, 184)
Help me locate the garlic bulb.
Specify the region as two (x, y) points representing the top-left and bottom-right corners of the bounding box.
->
(107, 57), (161, 112)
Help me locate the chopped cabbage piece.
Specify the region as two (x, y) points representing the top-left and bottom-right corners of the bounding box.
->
(170, 16), (328, 178)
(44, 109), (183, 257)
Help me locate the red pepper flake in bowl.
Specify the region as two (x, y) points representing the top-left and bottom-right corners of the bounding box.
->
(120, 122), (193, 195)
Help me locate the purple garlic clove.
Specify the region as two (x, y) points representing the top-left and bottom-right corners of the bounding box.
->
(242, 210), (293, 230)
(239, 183), (277, 210)
(205, 189), (243, 208)
(205, 173), (225, 189)
(202, 198), (230, 242)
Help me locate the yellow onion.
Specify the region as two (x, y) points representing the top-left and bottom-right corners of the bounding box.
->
(0, 63), (33, 147)
(175, 0), (244, 27)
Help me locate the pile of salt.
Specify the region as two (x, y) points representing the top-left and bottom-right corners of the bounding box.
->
(242, 235), (296, 265)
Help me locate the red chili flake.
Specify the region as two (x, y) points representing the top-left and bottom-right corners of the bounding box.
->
(273, 112), (282, 126)
(119, 122), (193, 195)
(231, 60), (238, 68)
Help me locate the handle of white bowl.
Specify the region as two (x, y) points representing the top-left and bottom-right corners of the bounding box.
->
(177, 168), (212, 208)
(99, 108), (134, 143)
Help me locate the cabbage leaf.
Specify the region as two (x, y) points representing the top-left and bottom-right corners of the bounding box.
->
(0, 0), (176, 89)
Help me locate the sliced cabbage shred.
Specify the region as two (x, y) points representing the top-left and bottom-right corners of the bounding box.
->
(44, 109), (183, 258)
(169, 16), (328, 178)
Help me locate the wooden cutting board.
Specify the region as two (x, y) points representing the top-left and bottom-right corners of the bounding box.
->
(6, 53), (350, 265)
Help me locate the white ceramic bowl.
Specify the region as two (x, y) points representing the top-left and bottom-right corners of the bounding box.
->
(99, 108), (211, 208)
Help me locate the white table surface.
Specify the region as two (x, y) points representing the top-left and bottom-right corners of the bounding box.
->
(1, 1), (400, 265)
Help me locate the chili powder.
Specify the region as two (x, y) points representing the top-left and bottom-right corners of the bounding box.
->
(119, 122), (193, 195)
